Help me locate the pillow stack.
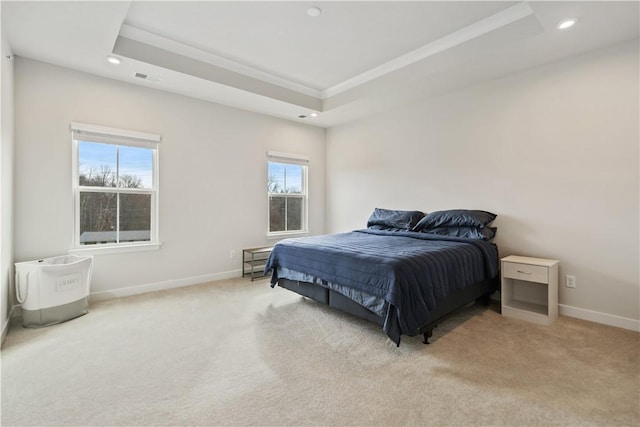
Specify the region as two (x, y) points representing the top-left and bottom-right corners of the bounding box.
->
(411, 209), (497, 240)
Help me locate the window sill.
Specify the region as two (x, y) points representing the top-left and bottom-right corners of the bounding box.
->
(69, 242), (162, 256)
(266, 231), (309, 240)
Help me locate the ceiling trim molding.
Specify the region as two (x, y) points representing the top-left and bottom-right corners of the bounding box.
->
(118, 3), (535, 105)
(321, 1), (535, 99)
(119, 23), (323, 99)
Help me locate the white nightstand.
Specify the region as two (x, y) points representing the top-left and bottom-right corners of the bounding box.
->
(501, 255), (559, 325)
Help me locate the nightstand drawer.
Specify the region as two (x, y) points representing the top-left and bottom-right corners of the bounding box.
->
(502, 262), (548, 284)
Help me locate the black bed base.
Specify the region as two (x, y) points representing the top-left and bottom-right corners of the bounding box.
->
(277, 276), (499, 345)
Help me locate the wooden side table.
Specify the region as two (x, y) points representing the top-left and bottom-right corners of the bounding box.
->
(242, 247), (273, 281)
(501, 255), (559, 325)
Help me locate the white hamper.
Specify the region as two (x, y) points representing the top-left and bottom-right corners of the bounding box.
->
(15, 255), (93, 328)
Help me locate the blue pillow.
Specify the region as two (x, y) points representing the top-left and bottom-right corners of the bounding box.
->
(367, 208), (425, 230)
(419, 226), (497, 240)
(412, 209), (496, 230)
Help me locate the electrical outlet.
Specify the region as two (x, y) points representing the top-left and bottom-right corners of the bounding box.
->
(229, 250), (236, 259)
(565, 275), (576, 288)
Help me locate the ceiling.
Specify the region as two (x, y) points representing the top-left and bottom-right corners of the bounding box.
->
(3, 1), (639, 128)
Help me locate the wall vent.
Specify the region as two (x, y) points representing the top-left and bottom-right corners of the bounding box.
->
(134, 72), (160, 82)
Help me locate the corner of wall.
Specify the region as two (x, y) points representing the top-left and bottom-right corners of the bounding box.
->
(1, 13), (16, 343)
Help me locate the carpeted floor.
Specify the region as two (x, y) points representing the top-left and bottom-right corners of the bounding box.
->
(1, 277), (639, 426)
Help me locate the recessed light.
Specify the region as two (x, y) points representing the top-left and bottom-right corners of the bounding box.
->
(106, 55), (122, 65)
(307, 6), (322, 17)
(557, 19), (577, 30)
(310, 112), (318, 117)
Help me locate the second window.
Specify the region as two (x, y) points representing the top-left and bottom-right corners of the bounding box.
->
(267, 155), (307, 235)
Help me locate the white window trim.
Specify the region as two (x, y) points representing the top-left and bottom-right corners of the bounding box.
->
(266, 231), (309, 241)
(70, 122), (161, 254)
(266, 150), (309, 164)
(69, 242), (162, 256)
(267, 151), (309, 238)
(70, 122), (161, 144)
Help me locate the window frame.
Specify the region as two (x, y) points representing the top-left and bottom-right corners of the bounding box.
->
(70, 122), (161, 254)
(267, 151), (309, 238)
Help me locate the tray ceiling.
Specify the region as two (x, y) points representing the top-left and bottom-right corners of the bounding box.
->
(3, 1), (639, 127)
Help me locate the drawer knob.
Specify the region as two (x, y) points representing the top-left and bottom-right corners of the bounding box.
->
(517, 270), (531, 274)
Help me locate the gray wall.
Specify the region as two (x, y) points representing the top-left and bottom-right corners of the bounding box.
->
(13, 58), (326, 297)
(326, 40), (639, 324)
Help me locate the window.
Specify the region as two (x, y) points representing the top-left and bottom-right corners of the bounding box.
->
(71, 123), (160, 250)
(267, 151), (308, 236)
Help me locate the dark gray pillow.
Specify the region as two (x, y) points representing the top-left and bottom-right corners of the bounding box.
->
(419, 226), (497, 240)
(367, 208), (425, 230)
(412, 209), (496, 230)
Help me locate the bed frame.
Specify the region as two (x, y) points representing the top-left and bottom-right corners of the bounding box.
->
(276, 276), (499, 345)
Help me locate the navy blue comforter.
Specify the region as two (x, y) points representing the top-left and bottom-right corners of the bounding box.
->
(264, 229), (499, 344)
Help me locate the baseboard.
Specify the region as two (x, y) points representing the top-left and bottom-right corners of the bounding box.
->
(559, 304), (640, 332)
(1, 308), (10, 345)
(1, 304), (19, 346)
(89, 269), (243, 302)
(9, 273), (637, 334)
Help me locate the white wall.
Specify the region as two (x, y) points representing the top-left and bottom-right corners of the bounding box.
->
(326, 40), (639, 323)
(14, 58), (325, 297)
(1, 11), (15, 341)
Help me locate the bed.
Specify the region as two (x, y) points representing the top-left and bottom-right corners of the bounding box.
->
(264, 209), (500, 346)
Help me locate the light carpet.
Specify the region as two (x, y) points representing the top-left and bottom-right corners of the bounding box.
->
(1, 278), (638, 426)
